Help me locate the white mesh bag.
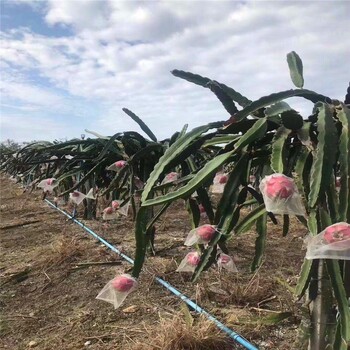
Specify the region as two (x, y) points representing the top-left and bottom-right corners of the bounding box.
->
(184, 224), (218, 246)
(96, 274), (137, 309)
(111, 200), (129, 216)
(191, 191), (198, 198)
(37, 178), (58, 193)
(53, 196), (66, 206)
(69, 191), (86, 205)
(85, 188), (96, 200)
(102, 207), (118, 220)
(259, 173), (305, 216)
(118, 201), (130, 216)
(176, 251), (201, 272)
(161, 172), (179, 184)
(198, 204), (207, 218)
(107, 160), (127, 172)
(217, 253), (238, 272)
(305, 222), (350, 260)
(111, 200), (121, 210)
(211, 172), (228, 194)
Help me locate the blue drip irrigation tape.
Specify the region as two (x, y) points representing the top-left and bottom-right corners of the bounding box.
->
(45, 199), (258, 350)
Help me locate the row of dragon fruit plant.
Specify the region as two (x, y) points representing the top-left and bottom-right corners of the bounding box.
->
(1, 52), (349, 350)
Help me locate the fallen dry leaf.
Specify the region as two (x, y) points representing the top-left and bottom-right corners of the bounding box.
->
(122, 305), (138, 313)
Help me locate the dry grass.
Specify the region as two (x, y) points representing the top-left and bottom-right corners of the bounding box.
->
(226, 274), (276, 306)
(131, 312), (237, 350)
(1, 176), (305, 349)
(36, 234), (84, 270)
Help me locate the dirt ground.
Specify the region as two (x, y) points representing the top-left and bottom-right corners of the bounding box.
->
(0, 176), (308, 349)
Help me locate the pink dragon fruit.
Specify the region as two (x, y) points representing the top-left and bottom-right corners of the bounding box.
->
(104, 207), (114, 215)
(265, 175), (294, 199)
(305, 222), (350, 260)
(336, 177), (341, 188)
(218, 174), (228, 184)
(111, 274), (137, 292)
(96, 274), (137, 309)
(197, 224), (217, 241)
(162, 172), (179, 184)
(107, 160), (127, 172)
(111, 200), (120, 210)
(187, 252), (201, 266)
(184, 224), (218, 246)
(217, 253), (238, 272)
(176, 251), (201, 272)
(259, 173), (305, 216)
(324, 223), (350, 244)
(46, 178), (55, 186)
(115, 160), (127, 169)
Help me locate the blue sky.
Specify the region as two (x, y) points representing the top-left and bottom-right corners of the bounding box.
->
(1, 0), (349, 142)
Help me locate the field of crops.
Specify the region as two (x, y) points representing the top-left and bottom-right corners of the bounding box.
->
(1, 52), (349, 350)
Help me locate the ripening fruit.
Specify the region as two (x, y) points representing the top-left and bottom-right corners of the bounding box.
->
(336, 177), (341, 188)
(111, 200), (120, 210)
(161, 172), (179, 185)
(115, 160), (127, 168)
(217, 253), (237, 272)
(218, 175), (228, 184)
(265, 175), (294, 199)
(104, 207), (114, 215)
(197, 224), (216, 241)
(324, 223), (350, 244)
(218, 254), (231, 264)
(111, 275), (136, 292)
(167, 172), (178, 178)
(199, 204), (206, 214)
(47, 178), (55, 185)
(37, 178), (57, 191)
(187, 252), (200, 266)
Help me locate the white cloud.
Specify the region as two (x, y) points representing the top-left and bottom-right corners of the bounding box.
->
(1, 0), (349, 142)
(45, 0), (110, 29)
(1, 77), (63, 107)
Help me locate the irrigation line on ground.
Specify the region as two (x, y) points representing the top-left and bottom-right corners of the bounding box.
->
(45, 199), (258, 350)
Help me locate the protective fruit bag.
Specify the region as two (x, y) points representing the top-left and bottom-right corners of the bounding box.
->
(69, 191), (86, 206)
(211, 172), (228, 194)
(305, 222), (350, 260)
(96, 274), (137, 309)
(217, 253), (238, 272)
(184, 224), (218, 246)
(259, 173), (305, 216)
(176, 251), (201, 272)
